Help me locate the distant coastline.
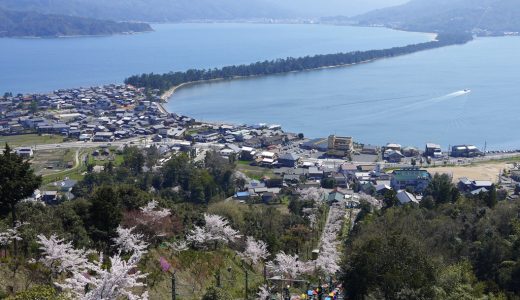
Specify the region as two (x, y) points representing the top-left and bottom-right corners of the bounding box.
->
(0, 7), (153, 39)
(2, 29), (154, 39)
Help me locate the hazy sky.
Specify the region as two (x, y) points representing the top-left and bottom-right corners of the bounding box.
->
(269, 0), (409, 17)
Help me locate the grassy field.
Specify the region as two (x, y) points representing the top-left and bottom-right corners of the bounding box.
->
(0, 134), (64, 148)
(147, 248), (266, 300)
(34, 149), (84, 185)
(236, 162), (278, 180)
(30, 147), (125, 186)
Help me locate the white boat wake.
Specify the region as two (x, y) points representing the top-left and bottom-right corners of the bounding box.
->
(399, 89), (472, 111)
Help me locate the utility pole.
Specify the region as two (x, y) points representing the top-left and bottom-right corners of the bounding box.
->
(245, 268), (249, 300)
(171, 271), (176, 300)
(216, 269), (221, 288)
(263, 265), (267, 283)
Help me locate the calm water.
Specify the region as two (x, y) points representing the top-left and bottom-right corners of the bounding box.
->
(169, 37), (520, 150)
(0, 23), (431, 94)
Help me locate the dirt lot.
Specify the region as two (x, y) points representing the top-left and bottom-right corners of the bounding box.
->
(426, 162), (513, 183)
(30, 149), (75, 175)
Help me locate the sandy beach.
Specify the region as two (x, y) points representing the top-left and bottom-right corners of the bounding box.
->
(158, 57), (380, 106)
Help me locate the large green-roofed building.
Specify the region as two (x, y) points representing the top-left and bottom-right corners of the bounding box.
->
(390, 167), (431, 194)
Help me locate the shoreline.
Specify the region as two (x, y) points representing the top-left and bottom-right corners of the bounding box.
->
(158, 32), (446, 104)
(159, 57), (381, 105)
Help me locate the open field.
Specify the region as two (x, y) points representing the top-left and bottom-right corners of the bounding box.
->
(426, 161), (514, 183)
(30, 148), (89, 185)
(31, 149), (76, 176)
(236, 161), (277, 180)
(0, 134), (64, 148)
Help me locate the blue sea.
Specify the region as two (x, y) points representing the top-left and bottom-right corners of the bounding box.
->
(0, 23), (430, 94)
(3, 23), (519, 149)
(168, 34), (520, 150)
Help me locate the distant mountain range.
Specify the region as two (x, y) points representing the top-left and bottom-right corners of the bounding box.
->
(263, 0), (408, 18)
(0, 8), (152, 37)
(0, 0), (289, 22)
(342, 0), (520, 35)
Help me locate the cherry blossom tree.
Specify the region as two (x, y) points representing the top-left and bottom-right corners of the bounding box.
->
(0, 221), (24, 248)
(166, 240), (188, 253)
(299, 187), (325, 202)
(38, 227), (151, 299)
(312, 201), (345, 276)
(57, 251), (148, 300)
(37, 234), (92, 275)
(112, 226), (148, 255)
(266, 252), (301, 279)
(256, 284), (271, 300)
(299, 188), (326, 230)
(186, 214), (240, 249)
(139, 200), (170, 224)
(239, 236), (269, 265)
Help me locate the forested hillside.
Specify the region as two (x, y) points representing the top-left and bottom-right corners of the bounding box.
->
(0, 146), (328, 298)
(347, 0), (520, 35)
(0, 0), (289, 22)
(342, 175), (520, 299)
(0, 8), (152, 37)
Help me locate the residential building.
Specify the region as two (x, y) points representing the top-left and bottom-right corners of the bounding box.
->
(402, 147), (420, 157)
(385, 150), (405, 163)
(451, 145), (481, 157)
(425, 143), (442, 157)
(391, 168), (431, 194)
(327, 135), (353, 157)
(278, 152), (300, 168)
(397, 190), (419, 205)
(385, 143), (402, 151)
(361, 144), (379, 155)
(308, 167), (324, 180)
(328, 191), (345, 204)
(93, 131), (113, 142)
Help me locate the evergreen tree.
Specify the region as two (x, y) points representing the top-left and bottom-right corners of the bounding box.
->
(0, 144), (41, 227)
(486, 184), (498, 208)
(88, 186), (122, 248)
(0, 144), (41, 255)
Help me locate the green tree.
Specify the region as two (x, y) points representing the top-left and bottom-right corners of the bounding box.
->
(54, 202), (90, 247)
(7, 285), (65, 300)
(145, 145), (160, 168)
(28, 100), (38, 114)
(321, 178), (336, 189)
(383, 190), (399, 209)
(342, 234), (436, 299)
(434, 261), (486, 300)
(123, 146), (145, 175)
(88, 186), (122, 247)
(486, 184), (498, 208)
(0, 144), (41, 254)
(424, 173), (459, 204)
